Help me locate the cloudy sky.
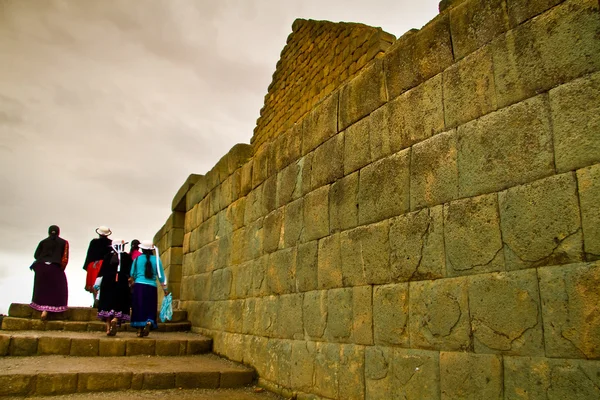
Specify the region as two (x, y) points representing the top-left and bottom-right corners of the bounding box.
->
(0, 0), (439, 314)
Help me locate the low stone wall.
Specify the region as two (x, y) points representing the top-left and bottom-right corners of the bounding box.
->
(156, 0), (600, 398)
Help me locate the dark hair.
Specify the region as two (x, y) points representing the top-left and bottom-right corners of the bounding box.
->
(48, 225), (60, 238)
(142, 250), (154, 279)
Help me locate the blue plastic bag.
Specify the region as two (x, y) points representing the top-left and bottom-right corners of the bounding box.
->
(159, 293), (173, 322)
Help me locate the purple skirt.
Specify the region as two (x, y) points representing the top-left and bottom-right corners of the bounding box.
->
(130, 283), (158, 329)
(30, 262), (68, 313)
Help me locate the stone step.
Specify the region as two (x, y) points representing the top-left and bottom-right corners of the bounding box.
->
(0, 330), (211, 357)
(0, 354), (255, 397)
(1, 316), (192, 333)
(8, 303), (188, 323)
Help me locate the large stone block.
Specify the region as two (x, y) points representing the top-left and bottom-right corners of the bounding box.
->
(385, 14), (454, 100)
(99, 339), (126, 356)
(277, 294), (304, 340)
(341, 221), (391, 286)
(262, 175), (277, 215)
(410, 130), (458, 210)
(317, 233), (342, 290)
(409, 277), (471, 351)
(263, 209), (283, 254)
(468, 270), (544, 355)
(538, 261), (600, 359)
(252, 143), (271, 189)
(0, 335), (9, 355)
(311, 133), (344, 191)
(359, 150), (410, 225)
(351, 286), (374, 346)
(339, 58), (387, 131)
(37, 337), (71, 355)
(303, 185), (330, 243)
(226, 198), (246, 231)
(550, 71), (600, 173)
(240, 160), (253, 197)
(365, 346), (394, 400)
(324, 288), (353, 341)
(338, 345), (366, 400)
(457, 95), (554, 197)
(276, 161), (302, 208)
(10, 336), (38, 356)
(304, 290), (328, 339)
(251, 255), (269, 297)
(506, 0), (565, 27)
(283, 198), (303, 249)
(243, 218), (264, 263)
(296, 240), (318, 292)
(35, 373), (77, 396)
(443, 46), (497, 129)
(504, 356), (600, 399)
(77, 372), (132, 392)
(274, 123), (302, 172)
(265, 339), (292, 388)
(440, 352), (503, 400)
(578, 164), (600, 259)
(444, 194), (504, 276)
(449, 0), (510, 60)
(386, 74), (445, 152)
(313, 342), (340, 399)
(344, 117), (373, 175)
(291, 340), (317, 392)
(393, 348), (441, 400)
(499, 173), (583, 269)
(373, 283), (409, 346)
(330, 172), (359, 233)
(302, 93), (338, 155)
(126, 339), (155, 356)
(390, 206), (446, 281)
(267, 248), (296, 295)
(493, 0), (600, 108)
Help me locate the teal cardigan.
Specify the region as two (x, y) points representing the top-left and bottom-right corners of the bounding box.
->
(130, 254), (166, 287)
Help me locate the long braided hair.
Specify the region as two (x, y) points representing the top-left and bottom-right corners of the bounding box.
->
(142, 248), (154, 279)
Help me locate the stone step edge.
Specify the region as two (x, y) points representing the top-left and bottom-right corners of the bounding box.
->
(0, 368), (255, 397)
(0, 333), (211, 357)
(7, 303), (188, 323)
(1, 317), (191, 332)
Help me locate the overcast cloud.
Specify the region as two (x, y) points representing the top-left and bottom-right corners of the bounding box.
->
(0, 0), (439, 314)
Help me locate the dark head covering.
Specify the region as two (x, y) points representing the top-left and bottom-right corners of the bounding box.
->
(48, 225), (60, 236)
(35, 225), (67, 264)
(131, 239), (140, 248)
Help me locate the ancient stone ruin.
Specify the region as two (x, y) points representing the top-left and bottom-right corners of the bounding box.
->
(155, 0), (600, 398)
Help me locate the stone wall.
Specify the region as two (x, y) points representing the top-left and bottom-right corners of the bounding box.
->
(250, 19), (395, 153)
(156, 0), (600, 398)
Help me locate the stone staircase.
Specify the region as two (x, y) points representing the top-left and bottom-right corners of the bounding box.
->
(0, 303), (257, 398)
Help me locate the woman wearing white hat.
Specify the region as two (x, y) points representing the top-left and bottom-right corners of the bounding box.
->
(83, 226), (112, 307)
(129, 240), (167, 337)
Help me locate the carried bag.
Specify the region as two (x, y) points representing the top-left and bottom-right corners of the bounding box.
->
(159, 293), (173, 322)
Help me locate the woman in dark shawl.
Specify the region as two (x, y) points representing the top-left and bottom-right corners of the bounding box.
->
(95, 239), (132, 336)
(83, 226), (112, 307)
(30, 225), (69, 320)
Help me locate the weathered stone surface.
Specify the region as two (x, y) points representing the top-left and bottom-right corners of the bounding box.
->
(311, 133), (344, 191)
(302, 185), (330, 242)
(344, 117), (373, 175)
(504, 356), (600, 399)
(325, 288), (353, 341)
(275, 123), (302, 172)
(386, 74), (445, 152)
(142, 373), (175, 390)
(443, 46), (497, 128)
(175, 371), (219, 389)
(440, 352), (503, 399)
(302, 93), (338, 155)
(313, 342), (340, 399)
(10, 336), (38, 356)
(341, 221), (391, 286)
(468, 270), (544, 355)
(539, 262), (600, 359)
(283, 198), (303, 249)
(299, 153), (314, 197)
(499, 173), (583, 270)
(410, 130), (458, 210)
(317, 234), (342, 289)
(38, 336), (71, 355)
(330, 172), (359, 233)
(385, 14), (454, 99)
(351, 286), (373, 345)
(277, 294), (304, 340)
(8, 303), (32, 318)
(77, 372), (132, 392)
(578, 164), (600, 260)
(276, 161), (302, 208)
(0, 334), (9, 355)
(409, 277), (471, 351)
(240, 160), (253, 197)
(457, 95), (554, 197)
(291, 340), (316, 392)
(304, 290), (328, 339)
(296, 240), (318, 292)
(339, 344), (366, 400)
(365, 346), (393, 400)
(550, 70), (600, 173)
(373, 283), (409, 346)
(262, 175), (278, 215)
(449, 0), (509, 60)
(394, 349), (440, 400)
(35, 373), (77, 396)
(444, 194), (505, 276)
(98, 339), (126, 357)
(339, 58), (386, 131)
(263, 209), (283, 254)
(126, 339), (155, 356)
(2, 316), (32, 331)
(493, 0), (600, 108)
(359, 150), (410, 225)
(251, 255), (269, 297)
(210, 268), (233, 301)
(390, 206), (446, 281)
(243, 218), (264, 263)
(267, 248), (296, 295)
(252, 143), (271, 189)
(506, 0), (565, 27)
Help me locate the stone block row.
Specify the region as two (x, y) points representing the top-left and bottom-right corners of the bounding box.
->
(1, 317), (192, 333)
(183, 261), (600, 360)
(0, 333), (211, 357)
(197, 330), (600, 400)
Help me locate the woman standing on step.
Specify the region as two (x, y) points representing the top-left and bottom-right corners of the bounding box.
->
(29, 225), (69, 320)
(129, 240), (168, 337)
(83, 226), (112, 308)
(95, 239), (132, 336)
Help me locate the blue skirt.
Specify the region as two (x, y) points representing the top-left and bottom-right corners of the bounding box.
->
(130, 283), (158, 329)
